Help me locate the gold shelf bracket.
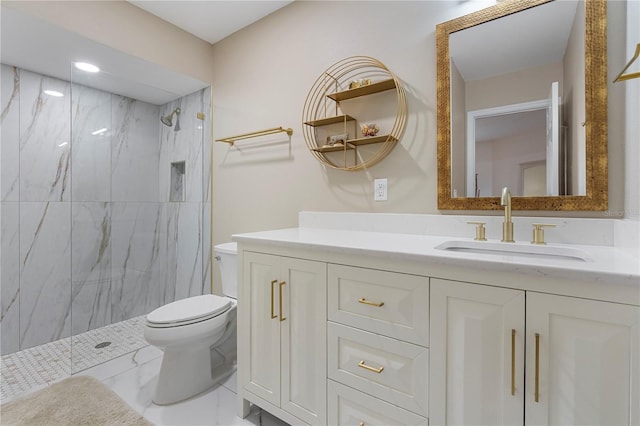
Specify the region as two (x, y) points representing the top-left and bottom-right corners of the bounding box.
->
(216, 126), (293, 145)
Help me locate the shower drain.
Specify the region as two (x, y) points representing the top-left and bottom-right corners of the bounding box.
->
(95, 341), (112, 349)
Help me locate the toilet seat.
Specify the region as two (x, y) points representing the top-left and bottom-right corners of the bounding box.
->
(146, 294), (231, 328)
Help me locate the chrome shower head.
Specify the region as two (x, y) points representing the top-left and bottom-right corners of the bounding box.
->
(160, 108), (181, 130)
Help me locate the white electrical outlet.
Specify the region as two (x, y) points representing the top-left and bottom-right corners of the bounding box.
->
(374, 178), (388, 201)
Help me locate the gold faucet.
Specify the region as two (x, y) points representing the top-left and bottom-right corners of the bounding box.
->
(500, 187), (515, 242)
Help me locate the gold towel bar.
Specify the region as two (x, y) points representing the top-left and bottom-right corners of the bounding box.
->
(614, 43), (640, 82)
(216, 126), (293, 145)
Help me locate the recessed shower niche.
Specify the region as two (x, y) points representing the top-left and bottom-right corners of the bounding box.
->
(170, 161), (186, 202)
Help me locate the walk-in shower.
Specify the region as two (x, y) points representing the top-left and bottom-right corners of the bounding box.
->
(1, 62), (211, 398)
(1, 4), (212, 403)
(161, 107), (181, 131)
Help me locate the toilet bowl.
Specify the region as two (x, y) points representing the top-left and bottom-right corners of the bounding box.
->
(144, 242), (238, 405)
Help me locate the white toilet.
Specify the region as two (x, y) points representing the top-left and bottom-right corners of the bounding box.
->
(144, 242), (238, 405)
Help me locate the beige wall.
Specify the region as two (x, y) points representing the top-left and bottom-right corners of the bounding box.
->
(210, 0), (626, 260)
(211, 0), (459, 250)
(465, 62), (563, 112)
(450, 61), (467, 197)
(490, 129), (547, 196)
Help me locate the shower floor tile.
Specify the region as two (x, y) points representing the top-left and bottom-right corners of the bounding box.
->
(1, 316), (147, 402)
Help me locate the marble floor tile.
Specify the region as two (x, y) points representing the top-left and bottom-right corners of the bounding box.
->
(78, 345), (163, 382)
(1, 317), (291, 426)
(97, 353), (289, 426)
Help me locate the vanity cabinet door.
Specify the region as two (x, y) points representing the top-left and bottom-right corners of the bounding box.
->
(430, 279), (525, 426)
(280, 256), (327, 425)
(242, 252), (281, 406)
(241, 252), (327, 425)
(525, 293), (639, 426)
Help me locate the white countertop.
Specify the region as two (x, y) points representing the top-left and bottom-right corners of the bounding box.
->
(233, 227), (640, 288)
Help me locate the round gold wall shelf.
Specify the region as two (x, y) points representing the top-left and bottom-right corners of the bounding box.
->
(302, 56), (407, 171)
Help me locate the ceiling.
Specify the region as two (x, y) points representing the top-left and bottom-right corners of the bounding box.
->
(128, 1), (293, 44)
(1, 1), (292, 104)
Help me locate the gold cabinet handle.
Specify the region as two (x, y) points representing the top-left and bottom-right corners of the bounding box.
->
(358, 298), (384, 307)
(358, 360), (384, 374)
(511, 329), (516, 396)
(534, 333), (540, 402)
(359, 423), (365, 426)
(270, 280), (278, 319)
(279, 281), (286, 322)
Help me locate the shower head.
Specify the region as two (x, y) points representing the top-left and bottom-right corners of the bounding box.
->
(160, 115), (173, 126)
(160, 108), (181, 130)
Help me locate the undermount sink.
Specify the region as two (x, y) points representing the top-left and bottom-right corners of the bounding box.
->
(435, 240), (592, 262)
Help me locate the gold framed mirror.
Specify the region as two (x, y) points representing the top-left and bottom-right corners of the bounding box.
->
(437, 0), (607, 211)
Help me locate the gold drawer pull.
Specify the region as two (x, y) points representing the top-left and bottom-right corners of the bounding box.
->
(358, 298), (384, 307)
(359, 423), (365, 426)
(358, 360), (384, 374)
(270, 280), (278, 319)
(511, 329), (516, 396)
(534, 333), (540, 402)
(279, 281), (286, 322)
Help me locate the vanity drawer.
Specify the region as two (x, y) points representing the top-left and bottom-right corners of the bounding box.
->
(328, 264), (429, 346)
(328, 322), (429, 417)
(328, 380), (428, 426)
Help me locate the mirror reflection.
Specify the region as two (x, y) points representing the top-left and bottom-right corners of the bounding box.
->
(449, 0), (583, 198)
(437, 0), (608, 211)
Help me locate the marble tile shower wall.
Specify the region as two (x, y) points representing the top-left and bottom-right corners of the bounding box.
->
(0, 64), (212, 355)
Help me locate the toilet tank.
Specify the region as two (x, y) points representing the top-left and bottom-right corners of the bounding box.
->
(214, 242), (238, 299)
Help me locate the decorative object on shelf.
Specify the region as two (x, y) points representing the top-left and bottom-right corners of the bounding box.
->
(326, 133), (349, 147)
(302, 56), (407, 171)
(216, 126), (292, 145)
(361, 123), (379, 137)
(349, 78), (372, 89)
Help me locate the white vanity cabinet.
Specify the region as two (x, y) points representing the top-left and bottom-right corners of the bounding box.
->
(236, 226), (639, 426)
(327, 264), (430, 423)
(525, 292), (639, 426)
(240, 251), (327, 425)
(430, 278), (639, 426)
(430, 279), (525, 425)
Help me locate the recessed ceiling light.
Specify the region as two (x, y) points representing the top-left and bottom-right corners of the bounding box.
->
(44, 90), (64, 97)
(74, 62), (100, 73)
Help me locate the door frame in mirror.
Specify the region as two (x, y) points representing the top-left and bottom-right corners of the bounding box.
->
(436, 0), (608, 211)
(466, 98), (549, 197)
